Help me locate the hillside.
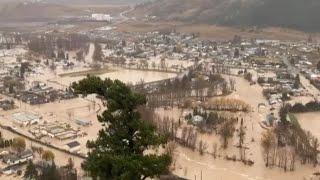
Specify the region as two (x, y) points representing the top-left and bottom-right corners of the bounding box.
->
(133, 0), (320, 31)
(0, 2), (86, 22)
(0, 0), (150, 5)
(0, 0), (149, 22)
(53, 0), (148, 5)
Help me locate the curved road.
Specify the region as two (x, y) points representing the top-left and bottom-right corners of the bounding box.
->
(115, 6), (135, 25)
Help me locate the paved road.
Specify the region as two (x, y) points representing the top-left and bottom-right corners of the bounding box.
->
(115, 6), (135, 25)
(282, 56), (320, 99)
(300, 74), (320, 99)
(282, 56), (298, 74)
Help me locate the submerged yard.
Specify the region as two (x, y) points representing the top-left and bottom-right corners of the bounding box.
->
(295, 112), (320, 140)
(56, 68), (177, 86)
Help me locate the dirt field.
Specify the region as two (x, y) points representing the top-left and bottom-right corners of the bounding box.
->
(116, 21), (320, 41)
(69, 4), (129, 16)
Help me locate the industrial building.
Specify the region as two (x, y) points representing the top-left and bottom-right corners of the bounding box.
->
(12, 111), (41, 126)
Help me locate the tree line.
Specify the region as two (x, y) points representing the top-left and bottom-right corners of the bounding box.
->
(260, 105), (320, 171)
(27, 33), (89, 59)
(202, 98), (250, 112)
(289, 101), (320, 113)
(143, 71), (232, 108)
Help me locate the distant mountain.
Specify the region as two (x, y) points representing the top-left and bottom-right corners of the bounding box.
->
(0, 1), (85, 22)
(42, 0), (148, 5)
(133, 0), (320, 31)
(0, 0), (149, 5)
(0, 0), (149, 22)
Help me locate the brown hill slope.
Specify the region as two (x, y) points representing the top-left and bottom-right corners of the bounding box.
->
(133, 0), (320, 32)
(0, 2), (86, 21)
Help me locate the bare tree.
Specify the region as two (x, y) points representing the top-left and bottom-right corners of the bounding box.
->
(220, 120), (236, 149)
(198, 140), (208, 155)
(212, 142), (218, 158)
(238, 118), (246, 160)
(261, 130), (276, 167)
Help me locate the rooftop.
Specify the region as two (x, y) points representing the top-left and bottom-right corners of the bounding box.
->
(12, 111), (40, 122)
(66, 141), (80, 148)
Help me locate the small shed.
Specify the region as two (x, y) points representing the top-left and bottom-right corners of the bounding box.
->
(192, 115), (204, 124)
(64, 141), (81, 153)
(75, 118), (92, 126)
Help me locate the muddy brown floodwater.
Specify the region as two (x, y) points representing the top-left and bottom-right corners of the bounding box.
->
(56, 68), (177, 86)
(296, 112), (320, 140)
(165, 75), (318, 180)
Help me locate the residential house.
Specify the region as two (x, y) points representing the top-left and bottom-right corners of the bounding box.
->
(3, 149), (33, 166)
(75, 118), (92, 126)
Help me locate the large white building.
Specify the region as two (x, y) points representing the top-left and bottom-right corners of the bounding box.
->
(91, 14), (112, 22)
(12, 111), (41, 126)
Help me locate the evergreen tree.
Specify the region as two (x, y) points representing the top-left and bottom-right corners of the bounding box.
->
(72, 76), (171, 180)
(92, 42), (103, 62)
(24, 160), (38, 180)
(20, 62), (29, 79)
(279, 104), (292, 125)
(76, 51), (84, 61)
(294, 74), (300, 89)
(39, 162), (60, 180)
(57, 50), (66, 60)
(60, 158), (77, 180)
(234, 48), (240, 58)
